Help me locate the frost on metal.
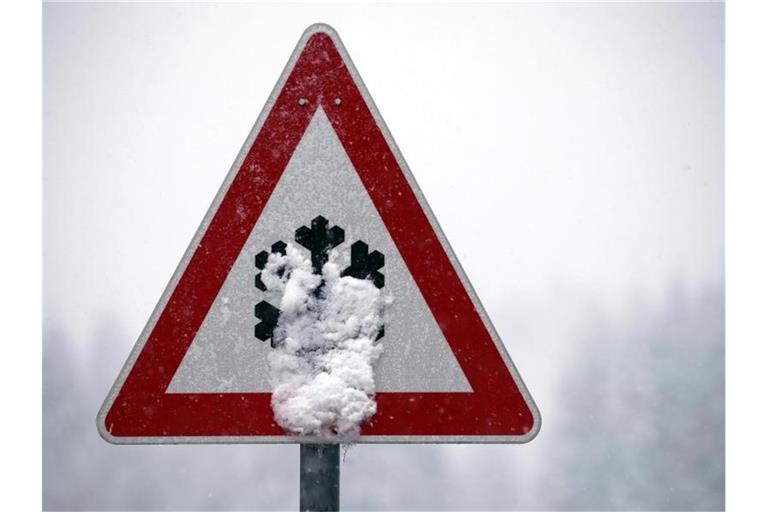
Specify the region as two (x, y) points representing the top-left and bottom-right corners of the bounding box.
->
(255, 216), (388, 438)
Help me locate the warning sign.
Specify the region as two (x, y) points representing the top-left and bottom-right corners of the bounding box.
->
(98, 24), (540, 443)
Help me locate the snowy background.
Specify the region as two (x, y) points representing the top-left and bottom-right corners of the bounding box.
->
(43, 2), (723, 510)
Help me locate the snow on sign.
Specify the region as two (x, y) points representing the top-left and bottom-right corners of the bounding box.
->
(98, 24), (540, 444)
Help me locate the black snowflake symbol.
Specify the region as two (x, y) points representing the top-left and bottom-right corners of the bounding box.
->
(253, 215), (385, 347)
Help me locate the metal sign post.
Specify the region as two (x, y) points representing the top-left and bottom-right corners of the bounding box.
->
(300, 444), (340, 512)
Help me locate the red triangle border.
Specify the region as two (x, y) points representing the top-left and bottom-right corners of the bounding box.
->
(98, 25), (539, 443)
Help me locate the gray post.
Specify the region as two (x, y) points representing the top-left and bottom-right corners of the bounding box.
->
(300, 443), (340, 512)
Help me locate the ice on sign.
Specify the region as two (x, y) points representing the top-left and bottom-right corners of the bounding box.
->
(259, 234), (388, 438)
(250, 215), (389, 438)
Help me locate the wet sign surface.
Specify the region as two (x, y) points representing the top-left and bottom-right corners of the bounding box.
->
(98, 24), (539, 443)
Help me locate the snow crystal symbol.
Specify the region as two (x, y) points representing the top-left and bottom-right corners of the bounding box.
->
(254, 215), (385, 347)
(254, 241), (287, 291)
(295, 216), (345, 274)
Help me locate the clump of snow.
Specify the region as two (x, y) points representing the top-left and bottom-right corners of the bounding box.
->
(262, 244), (385, 438)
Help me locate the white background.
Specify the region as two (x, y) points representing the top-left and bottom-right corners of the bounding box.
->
(1, 1), (753, 510)
(42, 2), (723, 510)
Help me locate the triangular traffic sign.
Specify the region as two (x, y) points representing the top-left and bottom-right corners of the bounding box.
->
(98, 24), (539, 443)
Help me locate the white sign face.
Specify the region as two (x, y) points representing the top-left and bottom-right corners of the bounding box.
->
(167, 110), (472, 395)
(98, 24), (539, 444)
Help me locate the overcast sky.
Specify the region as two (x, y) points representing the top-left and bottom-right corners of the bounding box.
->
(44, 1), (723, 339)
